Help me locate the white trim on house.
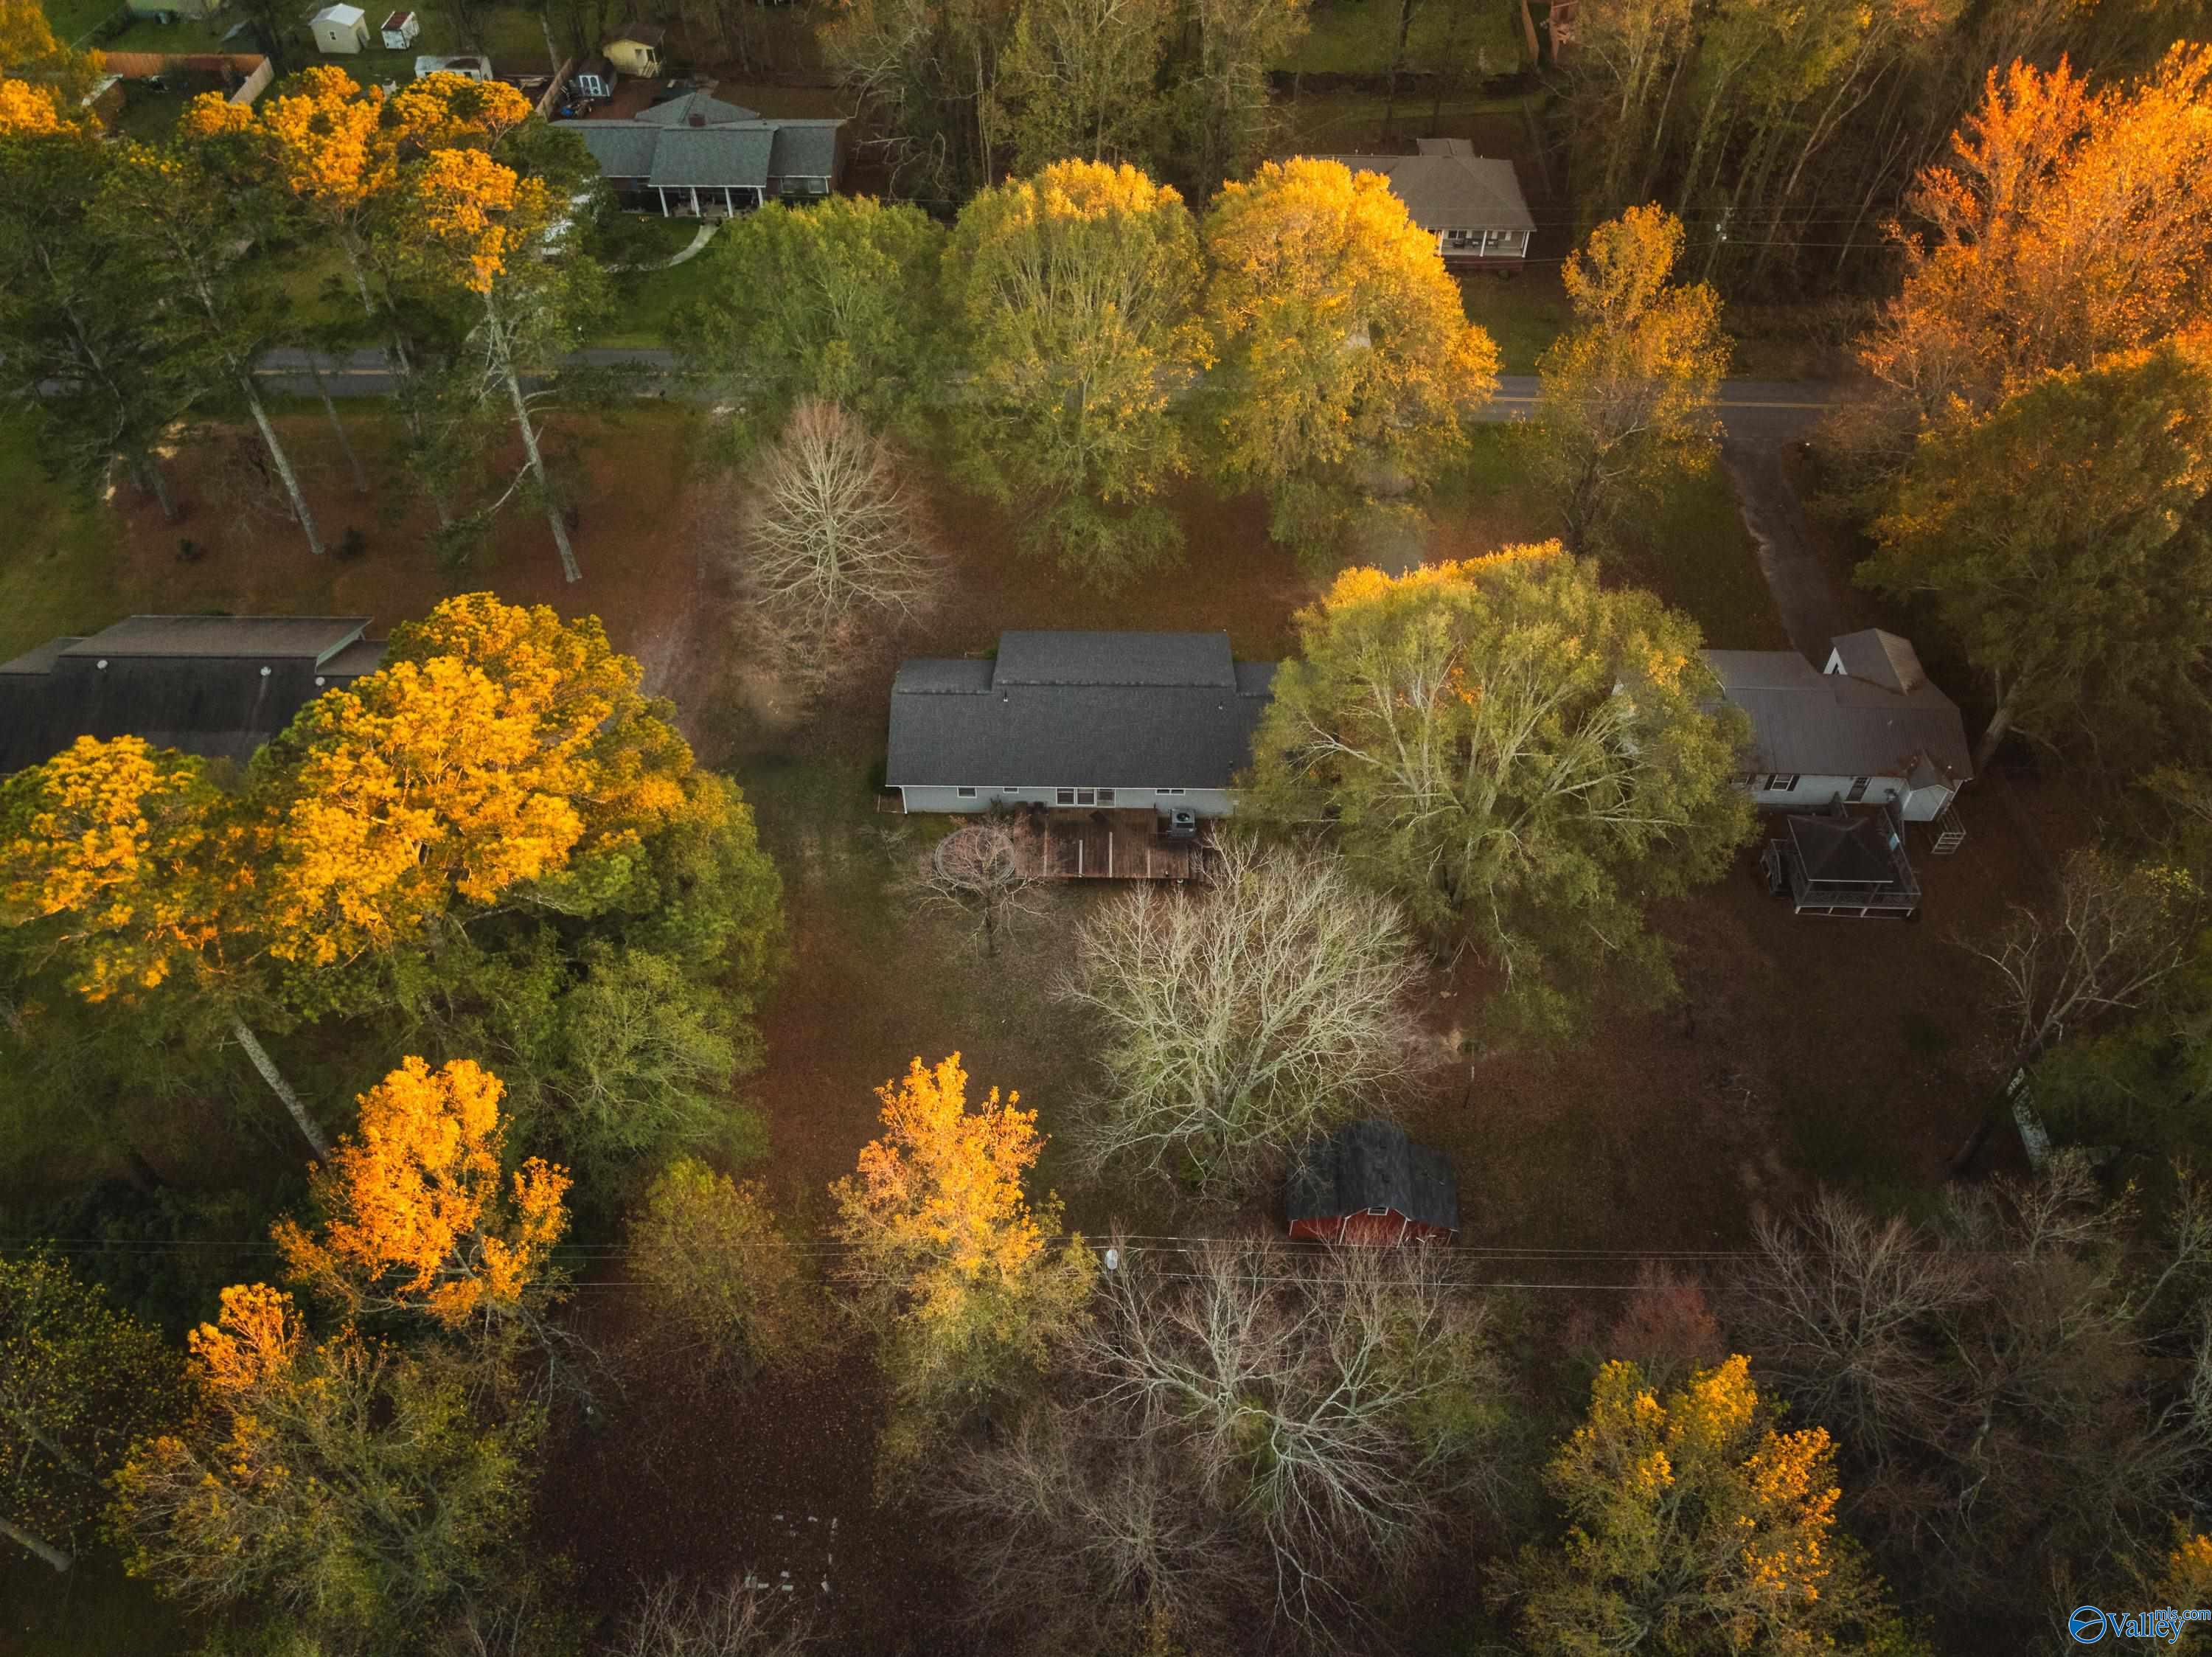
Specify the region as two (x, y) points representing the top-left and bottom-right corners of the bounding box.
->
(896, 783), (1239, 817)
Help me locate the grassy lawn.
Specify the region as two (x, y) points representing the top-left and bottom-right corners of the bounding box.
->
(91, 2), (553, 72)
(602, 221), (727, 346)
(0, 417), (126, 665)
(1459, 268), (1571, 374)
(1279, 87), (1534, 153)
(1284, 0), (1523, 74)
(44, 0), (120, 46)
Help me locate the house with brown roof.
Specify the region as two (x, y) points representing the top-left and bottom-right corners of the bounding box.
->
(1295, 138), (1535, 265)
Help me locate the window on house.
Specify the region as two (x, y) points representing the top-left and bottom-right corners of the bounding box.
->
(1158, 788), (1184, 796)
(1098, 789), (1116, 806)
(1075, 788), (1098, 806)
(956, 787), (976, 798)
(1770, 774), (1800, 791)
(1441, 227), (1481, 251)
(1056, 788), (1075, 805)
(1847, 776), (1871, 802)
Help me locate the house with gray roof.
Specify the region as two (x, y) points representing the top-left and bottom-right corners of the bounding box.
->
(0, 615), (384, 776)
(1287, 1120), (1460, 1246)
(1297, 138), (1534, 265)
(1704, 628), (1972, 822)
(885, 631), (1277, 819)
(555, 100), (848, 217)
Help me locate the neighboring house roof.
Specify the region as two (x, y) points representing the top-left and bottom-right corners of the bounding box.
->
(1785, 812), (1898, 886)
(1703, 633), (1973, 785)
(312, 3), (365, 23)
(1287, 1120), (1460, 1232)
(635, 89), (759, 125)
(0, 616), (383, 775)
(1296, 139), (1534, 234)
(608, 20), (664, 45)
(646, 124), (773, 190)
(884, 631), (1277, 789)
(767, 119), (843, 178)
(576, 53), (612, 79)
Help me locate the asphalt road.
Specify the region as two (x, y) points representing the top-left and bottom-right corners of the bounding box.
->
(254, 350), (1842, 443)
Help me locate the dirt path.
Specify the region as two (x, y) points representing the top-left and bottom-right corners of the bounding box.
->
(1721, 438), (1860, 661)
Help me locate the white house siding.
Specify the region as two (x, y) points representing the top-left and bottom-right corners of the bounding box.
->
(899, 785), (1238, 817)
(1742, 773), (1953, 822)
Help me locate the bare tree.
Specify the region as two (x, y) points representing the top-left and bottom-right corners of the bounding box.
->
(1733, 1159), (2212, 1625)
(1963, 846), (2202, 1068)
(946, 1237), (1501, 1650)
(608, 1577), (812, 1657)
(1734, 1192), (1980, 1466)
(1058, 837), (1430, 1198)
(894, 819), (1048, 957)
(732, 400), (942, 673)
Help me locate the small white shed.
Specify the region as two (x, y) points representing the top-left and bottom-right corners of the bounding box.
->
(309, 3), (369, 53)
(379, 10), (417, 47)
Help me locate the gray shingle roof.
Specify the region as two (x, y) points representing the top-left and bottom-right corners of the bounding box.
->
(635, 90), (759, 126)
(1704, 635), (1972, 784)
(995, 630), (1234, 688)
(766, 120), (842, 179)
(1296, 142), (1533, 235)
(557, 119), (658, 179)
(0, 616), (384, 775)
(885, 631), (1276, 789)
(1287, 1120), (1460, 1232)
(647, 125), (773, 190)
(58, 615), (369, 663)
(1826, 628), (1926, 694)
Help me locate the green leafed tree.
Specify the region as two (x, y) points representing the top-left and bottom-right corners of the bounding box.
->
(1523, 204), (1729, 555)
(1244, 547), (1753, 1041)
(1863, 336), (2212, 768)
(625, 1158), (824, 1385)
(114, 1284), (540, 1642)
(0, 1255), (180, 1574)
(682, 196), (947, 447)
(943, 158), (1207, 583)
(1199, 157), (1499, 562)
(990, 0), (1173, 175)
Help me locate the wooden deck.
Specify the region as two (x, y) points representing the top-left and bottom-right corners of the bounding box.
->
(1008, 809), (1212, 881)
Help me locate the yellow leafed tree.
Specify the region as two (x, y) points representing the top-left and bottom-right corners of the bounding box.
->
(0, 735), (217, 1002)
(831, 1053), (1093, 1465)
(1200, 156), (1499, 560)
(275, 1056), (570, 1330)
(1500, 1355), (1888, 1656)
(248, 594), (691, 974)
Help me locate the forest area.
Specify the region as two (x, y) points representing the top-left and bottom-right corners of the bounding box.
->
(4, 0), (2212, 1654)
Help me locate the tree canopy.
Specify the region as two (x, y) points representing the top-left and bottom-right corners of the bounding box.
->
(1245, 548), (1753, 1038)
(1200, 156), (1498, 559)
(943, 159), (1208, 582)
(1864, 336), (2212, 765)
(1525, 205), (1728, 554)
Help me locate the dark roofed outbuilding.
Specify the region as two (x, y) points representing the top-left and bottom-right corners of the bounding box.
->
(1287, 1121), (1460, 1246)
(0, 615), (383, 775)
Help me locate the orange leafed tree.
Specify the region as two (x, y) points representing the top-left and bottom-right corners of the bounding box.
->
(248, 594), (692, 973)
(831, 1054), (1092, 1460)
(1859, 44), (2212, 432)
(275, 1056), (570, 1330)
